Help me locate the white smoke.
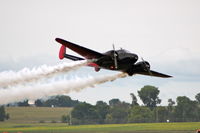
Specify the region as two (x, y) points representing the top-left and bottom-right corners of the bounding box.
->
(0, 72), (127, 105)
(0, 60), (87, 88)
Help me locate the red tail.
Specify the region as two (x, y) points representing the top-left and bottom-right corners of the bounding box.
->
(59, 45), (66, 60)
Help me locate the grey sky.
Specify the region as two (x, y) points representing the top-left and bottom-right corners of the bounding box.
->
(0, 0), (200, 105)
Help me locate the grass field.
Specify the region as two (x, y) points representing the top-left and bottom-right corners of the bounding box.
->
(1, 107), (199, 133)
(0, 122), (200, 133)
(5, 107), (72, 123)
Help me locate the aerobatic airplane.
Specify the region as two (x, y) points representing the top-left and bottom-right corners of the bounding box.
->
(55, 38), (172, 78)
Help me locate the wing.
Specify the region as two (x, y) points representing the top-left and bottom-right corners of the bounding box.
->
(55, 38), (104, 59)
(137, 70), (172, 78)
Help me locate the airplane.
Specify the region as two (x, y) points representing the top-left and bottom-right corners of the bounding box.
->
(55, 38), (172, 78)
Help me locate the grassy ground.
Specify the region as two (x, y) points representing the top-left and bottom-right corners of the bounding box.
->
(0, 122), (199, 133)
(5, 107), (72, 123)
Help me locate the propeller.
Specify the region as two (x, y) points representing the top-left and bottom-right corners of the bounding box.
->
(141, 57), (152, 76)
(113, 44), (118, 69)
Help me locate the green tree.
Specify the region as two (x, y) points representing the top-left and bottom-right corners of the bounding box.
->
(120, 101), (131, 109)
(167, 98), (175, 121)
(105, 114), (113, 124)
(106, 106), (128, 124)
(130, 93), (139, 106)
(0, 106), (9, 121)
(17, 100), (30, 106)
(174, 96), (200, 122)
(71, 103), (99, 125)
(35, 99), (44, 107)
(195, 93), (200, 104)
(167, 98), (175, 112)
(138, 85), (161, 109)
(153, 106), (168, 122)
(44, 97), (58, 107)
(95, 101), (109, 124)
(109, 98), (121, 107)
(57, 95), (73, 107)
(43, 95), (80, 107)
(128, 106), (153, 123)
(61, 115), (70, 124)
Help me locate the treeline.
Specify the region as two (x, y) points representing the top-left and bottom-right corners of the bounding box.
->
(6, 95), (81, 107)
(70, 96), (200, 125)
(0, 106), (9, 121)
(34, 95), (81, 107)
(70, 85), (200, 125)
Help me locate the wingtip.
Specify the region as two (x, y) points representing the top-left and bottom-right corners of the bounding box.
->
(55, 38), (67, 45)
(164, 75), (173, 78)
(55, 38), (62, 42)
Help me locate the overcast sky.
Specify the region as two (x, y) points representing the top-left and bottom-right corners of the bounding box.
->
(0, 0), (200, 105)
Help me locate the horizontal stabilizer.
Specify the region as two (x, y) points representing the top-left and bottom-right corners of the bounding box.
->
(64, 54), (85, 61)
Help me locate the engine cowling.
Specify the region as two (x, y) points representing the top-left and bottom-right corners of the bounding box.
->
(135, 61), (150, 71)
(126, 61), (150, 76)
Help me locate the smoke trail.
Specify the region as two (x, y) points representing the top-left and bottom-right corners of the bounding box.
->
(0, 72), (127, 105)
(0, 60), (87, 88)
